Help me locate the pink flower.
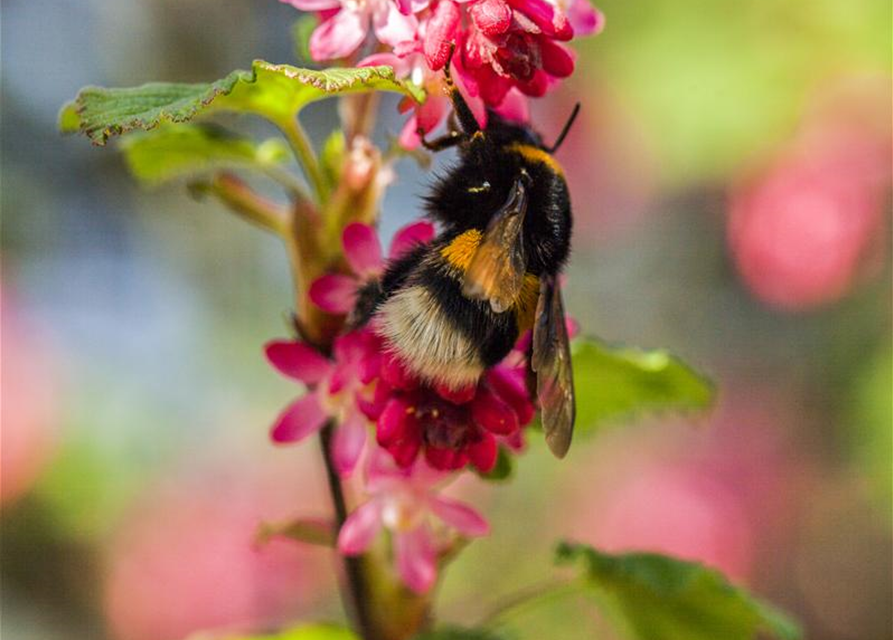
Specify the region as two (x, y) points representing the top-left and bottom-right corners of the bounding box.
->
(283, 0), (418, 60)
(376, 354), (534, 472)
(360, 50), (461, 149)
(459, 11), (573, 103)
(266, 328), (388, 476)
(338, 449), (489, 592)
(104, 461), (327, 640)
(728, 142), (887, 311)
(291, 0), (603, 134)
(556, 0), (605, 36)
(310, 220), (436, 314)
(0, 286), (61, 505)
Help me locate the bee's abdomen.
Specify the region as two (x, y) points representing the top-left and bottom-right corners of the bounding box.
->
(376, 237), (520, 389)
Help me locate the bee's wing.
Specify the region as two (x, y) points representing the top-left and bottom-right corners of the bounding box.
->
(462, 177), (529, 313)
(531, 276), (575, 458)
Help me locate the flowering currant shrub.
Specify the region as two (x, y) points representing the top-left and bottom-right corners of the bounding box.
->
(61, 3), (802, 640)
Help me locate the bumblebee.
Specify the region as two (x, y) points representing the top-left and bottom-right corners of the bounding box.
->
(355, 74), (578, 458)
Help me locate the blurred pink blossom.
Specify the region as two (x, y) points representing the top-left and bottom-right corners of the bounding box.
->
(728, 77), (891, 310)
(0, 286), (61, 505)
(282, 0), (417, 60)
(104, 463), (327, 640)
(338, 449), (489, 592)
(563, 390), (808, 583)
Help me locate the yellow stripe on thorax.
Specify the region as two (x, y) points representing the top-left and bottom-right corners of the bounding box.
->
(441, 229), (482, 271)
(442, 229), (540, 331)
(508, 143), (564, 177)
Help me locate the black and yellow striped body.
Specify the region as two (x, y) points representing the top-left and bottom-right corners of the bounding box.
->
(376, 229), (541, 389)
(365, 120), (573, 390)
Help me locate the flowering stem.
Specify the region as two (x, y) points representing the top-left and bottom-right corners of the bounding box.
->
(281, 116), (328, 203)
(260, 163), (315, 201)
(195, 173), (290, 235)
(318, 422), (379, 640)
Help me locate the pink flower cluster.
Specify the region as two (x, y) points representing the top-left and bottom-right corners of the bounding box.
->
(728, 80), (891, 311)
(282, 0), (603, 145)
(265, 221), (536, 592)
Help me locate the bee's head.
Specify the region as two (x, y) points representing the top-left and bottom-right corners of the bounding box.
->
(425, 75), (575, 240)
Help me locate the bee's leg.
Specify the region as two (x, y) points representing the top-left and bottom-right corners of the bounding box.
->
(442, 44), (481, 135)
(418, 128), (463, 152)
(447, 110), (461, 134)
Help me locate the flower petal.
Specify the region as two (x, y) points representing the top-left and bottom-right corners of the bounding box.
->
(517, 69), (550, 97)
(343, 223), (384, 278)
(372, 1), (419, 47)
(424, 0), (461, 70)
(395, 527), (437, 593)
(398, 114), (423, 150)
(467, 432), (498, 472)
(358, 379), (390, 420)
(567, 0), (604, 36)
(264, 340), (332, 384)
(508, 0), (572, 40)
(471, 386), (519, 435)
(332, 410), (368, 477)
(338, 500), (384, 554)
(377, 397), (416, 446)
(416, 94), (450, 136)
(389, 220), (437, 259)
(309, 9), (368, 61)
(494, 88), (530, 123)
(540, 40), (575, 78)
(271, 393), (328, 444)
(430, 496), (490, 537)
(434, 383), (477, 405)
(309, 274), (358, 314)
(425, 446), (466, 470)
(486, 367), (534, 426)
(468, 0), (512, 36)
(381, 353), (419, 390)
(390, 437), (422, 468)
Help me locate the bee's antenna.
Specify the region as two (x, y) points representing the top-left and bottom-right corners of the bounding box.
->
(443, 43), (481, 135)
(548, 103), (581, 153)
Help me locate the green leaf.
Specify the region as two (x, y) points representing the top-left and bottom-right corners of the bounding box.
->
(60, 61), (425, 145)
(59, 69), (248, 144)
(413, 627), (507, 640)
(556, 542), (801, 640)
(572, 338), (714, 431)
(119, 124), (288, 186)
(217, 623), (358, 640)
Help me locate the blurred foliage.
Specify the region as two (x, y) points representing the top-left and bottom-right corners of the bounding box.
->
(224, 625), (358, 640)
(583, 0), (891, 185)
(121, 124), (290, 187)
(556, 542), (801, 640)
(848, 347), (893, 518)
(413, 628), (507, 640)
(573, 338), (714, 433)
